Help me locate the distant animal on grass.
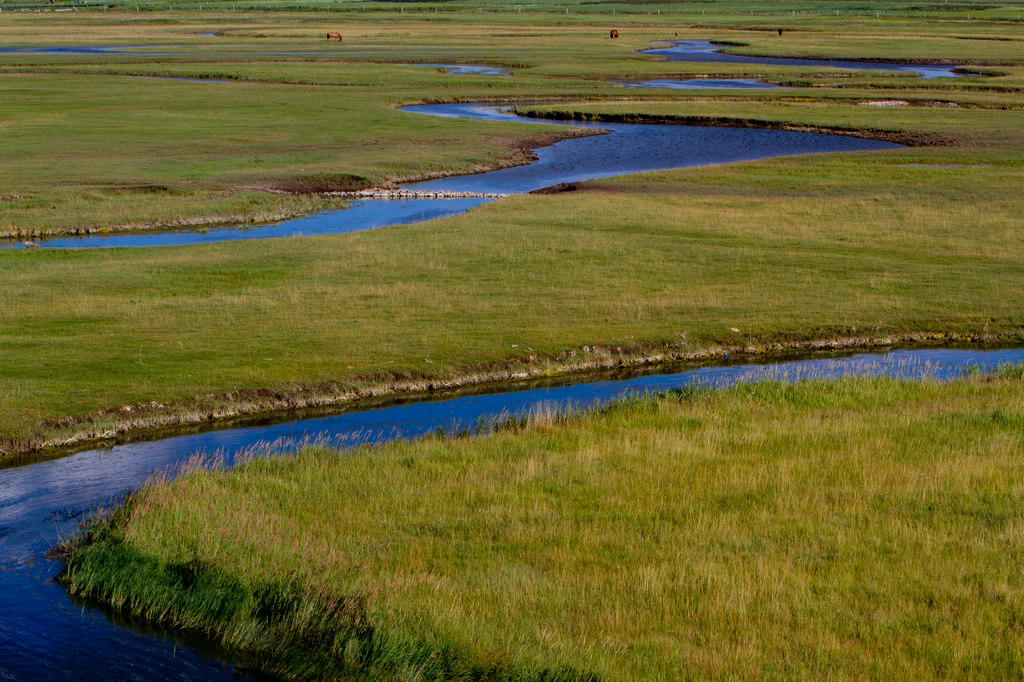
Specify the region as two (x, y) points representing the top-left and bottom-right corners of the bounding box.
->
(326, 32), (342, 42)
(777, 28), (784, 36)
(610, 29), (619, 38)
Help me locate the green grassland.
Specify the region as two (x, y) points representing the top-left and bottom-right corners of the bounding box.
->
(13, 2), (1024, 678)
(3, 145), (1024, 456)
(2, 5), (1024, 456)
(60, 370), (1024, 680)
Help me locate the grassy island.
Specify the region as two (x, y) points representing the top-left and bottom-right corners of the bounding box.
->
(61, 370), (1024, 680)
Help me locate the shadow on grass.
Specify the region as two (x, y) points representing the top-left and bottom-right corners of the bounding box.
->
(58, 526), (597, 682)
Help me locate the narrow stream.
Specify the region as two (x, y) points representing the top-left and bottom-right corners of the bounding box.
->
(1, 346), (1022, 679)
(1, 103), (897, 249)
(620, 78), (781, 90)
(643, 40), (962, 79)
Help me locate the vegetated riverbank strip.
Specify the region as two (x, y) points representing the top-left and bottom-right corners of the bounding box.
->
(326, 189), (508, 199)
(514, 105), (957, 147)
(0, 196), (351, 241)
(3, 331), (1019, 463)
(57, 367), (1024, 681)
(678, 42), (974, 68)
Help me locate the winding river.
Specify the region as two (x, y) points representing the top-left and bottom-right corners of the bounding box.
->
(1, 104), (897, 249)
(0, 61), (989, 679)
(1, 346), (1023, 679)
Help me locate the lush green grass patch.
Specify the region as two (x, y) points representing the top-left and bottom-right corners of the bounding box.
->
(61, 371), (1024, 680)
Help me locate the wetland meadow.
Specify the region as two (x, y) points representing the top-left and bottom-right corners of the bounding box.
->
(1, 0), (1024, 678)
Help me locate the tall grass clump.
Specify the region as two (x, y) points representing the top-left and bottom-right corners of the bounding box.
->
(60, 371), (1024, 680)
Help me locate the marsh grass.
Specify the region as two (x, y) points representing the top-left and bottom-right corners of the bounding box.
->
(60, 371), (1024, 680)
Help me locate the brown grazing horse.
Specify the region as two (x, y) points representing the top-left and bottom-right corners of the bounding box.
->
(609, 29), (619, 38)
(326, 32), (342, 41)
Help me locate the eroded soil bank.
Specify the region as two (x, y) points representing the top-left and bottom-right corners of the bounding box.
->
(514, 106), (954, 147)
(4, 331), (1019, 463)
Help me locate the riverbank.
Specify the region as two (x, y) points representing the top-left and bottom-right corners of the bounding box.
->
(2, 332), (1019, 463)
(58, 369), (1024, 680)
(514, 105), (954, 147)
(0, 193), (352, 241)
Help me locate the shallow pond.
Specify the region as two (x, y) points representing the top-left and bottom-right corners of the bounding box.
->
(1, 345), (1022, 679)
(1, 103), (897, 249)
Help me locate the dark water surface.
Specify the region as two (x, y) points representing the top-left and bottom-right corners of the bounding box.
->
(0, 103), (896, 249)
(620, 78), (781, 89)
(644, 40), (961, 79)
(407, 103), (896, 195)
(1, 346), (1023, 679)
(7, 198), (491, 249)
(418, 63), (511, 76)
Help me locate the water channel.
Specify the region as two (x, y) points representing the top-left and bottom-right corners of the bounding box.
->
(621, 77), (781, 90)
(0, 103), (897, 248)
(642, 40), (963, 79)
(1, 346), (1022, 679)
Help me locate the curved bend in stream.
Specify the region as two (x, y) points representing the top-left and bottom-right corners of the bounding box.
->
(1, 346), (1023, 679)
(1, 103), (897, 249)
